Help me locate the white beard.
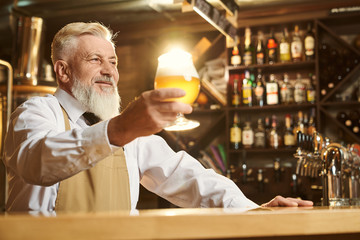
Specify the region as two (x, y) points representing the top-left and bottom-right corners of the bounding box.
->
(71, 76), (121, 120)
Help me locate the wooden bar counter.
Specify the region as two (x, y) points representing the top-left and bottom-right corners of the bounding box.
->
(1, 207), (360, 240)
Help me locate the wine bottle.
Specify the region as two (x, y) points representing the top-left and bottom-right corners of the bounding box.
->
(230, 36), (241, 66)
(230, 113), (241, 149)
(291, 25), (303, 62)
(279, 27), (291, 63)
(232, 75), (241, 107)
(242, 70), (253, 107)
(284, 114), (295, 147)
(306, 73), (316, 104)
(254, 118), (266, 148)
(257, 169), (264, 192)
(274, 158), (281, 182)
(269, 115), (282, 149)
(294, 73), (306, 104)
(304, 22), (315, 61)
(253, 69), (265, 106)
(256, 31), (265, 65)
(266, 74), (279, 105)
(267, 28), (278, 64)
(265, 116), (271, 147)
(243, 27), (254, 66)
(307, 109), (317, 135)
(280, 73), (294, 104)
(242, 120), (254, 148)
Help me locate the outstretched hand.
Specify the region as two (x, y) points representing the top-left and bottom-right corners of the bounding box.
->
(108, 88), (192, 146)
(261, 196), (314, 207)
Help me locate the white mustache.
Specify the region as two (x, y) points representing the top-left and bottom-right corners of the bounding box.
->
(93, 76), (115, 86)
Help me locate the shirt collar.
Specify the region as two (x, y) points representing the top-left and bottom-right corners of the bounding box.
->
(54, 88), (87, 123)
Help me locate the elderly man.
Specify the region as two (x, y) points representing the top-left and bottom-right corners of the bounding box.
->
(3, 22), (312, 212)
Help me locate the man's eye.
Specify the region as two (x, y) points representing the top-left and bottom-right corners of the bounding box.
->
(110, 61), (117, 66)
(90, 58), (101, 63)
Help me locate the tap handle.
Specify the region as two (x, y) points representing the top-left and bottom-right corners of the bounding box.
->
(297, 131), (302, 148)
(312, 131), (323, 154)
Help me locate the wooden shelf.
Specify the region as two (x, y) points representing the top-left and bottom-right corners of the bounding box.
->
(228, 60), (315, 72)
(227, 103), (316, 112)
(229, 147), (297, 154)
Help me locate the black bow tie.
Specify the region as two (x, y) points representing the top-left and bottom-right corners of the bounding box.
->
(83, 112), (101, 125)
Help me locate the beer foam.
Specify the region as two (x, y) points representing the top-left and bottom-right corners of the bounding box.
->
(156, 49), (199, 79)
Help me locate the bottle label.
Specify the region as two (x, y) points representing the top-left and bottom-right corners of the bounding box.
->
(230, 127), (241, 143)
(256, 53), (264, 64)
(255, 86), (264, 98)
(280, 42), (290, 54)
(243, 51), (252, 66)
(268, 48), (276, 62)
(291, 41), (302, 58)
(231, 55), (241, 66)
(307, 89), (316, 102)
(271, 134), (279, 148)
(284, 134), (295, 146)
(254, 132), (265, 147)
(266, 83), (279, 105)
(232, 94), (240, 106)
(304, 36), (315, 56)
(242, 85), (252, 105)
(294, 83), (306, 103)
(243, 130), (254, 146)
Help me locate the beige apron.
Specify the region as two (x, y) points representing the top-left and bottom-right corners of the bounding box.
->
(55, 107), (131, 212)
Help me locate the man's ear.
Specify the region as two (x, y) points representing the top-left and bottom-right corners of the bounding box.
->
(54, 60), (71, 84)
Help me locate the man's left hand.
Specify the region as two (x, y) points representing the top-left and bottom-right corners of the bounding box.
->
(261, 196), (314, 207)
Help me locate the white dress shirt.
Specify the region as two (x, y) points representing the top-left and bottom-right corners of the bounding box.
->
(3, 88), (258, 212)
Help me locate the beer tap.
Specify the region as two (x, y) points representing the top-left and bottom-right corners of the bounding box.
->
(294, 131), (305, 175)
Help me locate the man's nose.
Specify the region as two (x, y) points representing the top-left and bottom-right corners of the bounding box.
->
(100, 61), (116, 76)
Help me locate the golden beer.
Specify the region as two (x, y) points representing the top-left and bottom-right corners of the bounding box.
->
(154, 75), (200, 104)
(154, 48), (200, 130)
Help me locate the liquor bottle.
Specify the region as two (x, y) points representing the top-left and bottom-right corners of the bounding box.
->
(291, 25), (303, 62)
(306, 73), (316, 103)
(284, 114), (295, 147)
(279, 27), (291, 63)
(307, 109), (316, 135)
(256, 31), (265, 65)
(280, 73), (294, 104)
(232, 75), (241, 107)
(242, 70), (253, 106)
(294, 73), (306, 104)
(241, 162), (247, 184)
(230, 36), (241, 66)
(267, 28), (278, 64)
(266, 74), (279, 105)
(242, 120), (254, 148)
(254, 118), (266, 148)
(243, 27), (254, 66)
(230, 113), (241, 149)
(253, 69), (265, 106)
(293, 111), (306, 137)
(274, 158), (281, 182)
(269, 115), (282, 149)
(265, 116), (271, 147)
(304, 22), (315, 61)
(257, 169), (264, 193)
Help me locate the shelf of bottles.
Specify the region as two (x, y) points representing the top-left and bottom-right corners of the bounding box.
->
(226, 21), (317, 157)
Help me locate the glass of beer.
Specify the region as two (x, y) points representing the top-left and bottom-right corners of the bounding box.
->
(154, 48), (200, 131)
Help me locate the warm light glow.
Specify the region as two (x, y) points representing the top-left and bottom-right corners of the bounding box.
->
(158, 48), (192, 68)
